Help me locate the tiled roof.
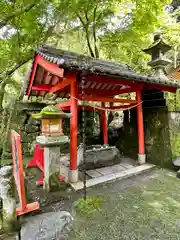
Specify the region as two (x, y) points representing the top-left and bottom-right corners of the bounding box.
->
(34, 45), (180, 89)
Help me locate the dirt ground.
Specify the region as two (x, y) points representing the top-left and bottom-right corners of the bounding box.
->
(4, 164), (180, 240)
(69, 168), (180, 240)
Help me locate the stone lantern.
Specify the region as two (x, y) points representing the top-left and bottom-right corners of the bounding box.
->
(143, 33), (172, 80)
(32, 105), (71, 192)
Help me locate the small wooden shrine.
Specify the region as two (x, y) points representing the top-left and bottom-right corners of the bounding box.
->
(23, 34), (180, 183)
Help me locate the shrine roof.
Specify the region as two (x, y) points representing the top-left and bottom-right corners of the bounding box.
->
(24, 45), (180, 99)
(36, 45), (180, 88)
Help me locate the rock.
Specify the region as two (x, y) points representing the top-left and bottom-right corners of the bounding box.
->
(77, 143), (84, 166)
(16, 113), (28, 126)
(29, 140), (36, 155)
(26, 132), (40, 142)
(20, 211), (73, 240)
(173, 157), (180, 171)
(25, 124), (39, 133)
(27, 116), (40, 126)
(109, 112), (123, 129)
(0, 166), (18, 232)
(21, 143), (31, 155)
(0, 166), (12, 178)
(78, 145), (121, 170)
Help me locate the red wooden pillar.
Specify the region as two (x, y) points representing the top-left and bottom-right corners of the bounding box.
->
(101, 103), (108, 145)
(69, 78), (78, 182)
(136, 91), (146, 164)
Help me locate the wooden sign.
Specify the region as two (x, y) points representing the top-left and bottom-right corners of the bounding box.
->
(11, 130), (40, 216)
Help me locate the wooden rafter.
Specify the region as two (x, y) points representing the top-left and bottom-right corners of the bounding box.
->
(87, 75), (144, 88)
(77, 94), (137, 104)
(50, 72), (77, 93)
(32, 84), (52, 91)
(37, 56), (64, 78)
(80, 86), (140, 97)
(56, 100), (72, 108)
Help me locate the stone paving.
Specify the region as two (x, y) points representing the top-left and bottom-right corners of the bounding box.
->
(86, 162), (134, 178)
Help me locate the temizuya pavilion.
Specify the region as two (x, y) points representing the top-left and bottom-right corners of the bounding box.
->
(23, 34), (180, 183)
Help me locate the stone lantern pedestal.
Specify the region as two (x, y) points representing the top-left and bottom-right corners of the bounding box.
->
(32, 105), (71, 192)
(36, 135), (69, 192)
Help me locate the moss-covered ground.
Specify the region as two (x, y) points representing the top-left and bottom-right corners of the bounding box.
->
(70, 169), (180, 240)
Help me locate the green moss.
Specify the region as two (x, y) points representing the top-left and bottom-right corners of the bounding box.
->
(41, 105), (61, 113)
(170, 132), (180, 160)
(165, 90), (180, 111)
(75, 196), (103, 216)
(32, 105), (71, 119)
(70, 169), (180, 240)
(0, 158), (12, 166)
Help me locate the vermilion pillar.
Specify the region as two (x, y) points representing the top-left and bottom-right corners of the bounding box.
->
(136, 91), (146, 164)
(101, 103), (108, 145)
(69, 79), (78, 183)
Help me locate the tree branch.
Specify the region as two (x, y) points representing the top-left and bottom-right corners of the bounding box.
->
(0, 2), (37, 29)
(93, 3), (100, 58)
(6, 57), (32, 77)
(76, 12), (95, 58)
(84, 5), (89, 24)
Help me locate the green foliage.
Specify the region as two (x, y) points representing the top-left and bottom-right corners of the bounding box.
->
(0, 0), (64, 107)
(75, 196), (103, 215)
(165, 90), (180, 111)
(170, 132), (180, 159)
(0, 0), (179, 109)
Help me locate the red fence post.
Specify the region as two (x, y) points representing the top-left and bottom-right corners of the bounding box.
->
(11, 130), (40, 216)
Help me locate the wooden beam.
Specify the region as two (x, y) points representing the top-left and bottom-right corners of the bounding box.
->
(32, 84), (52, 92)
(87, 75), (144, 88)
(77, 94), (137, 104)
(37, 55), (64, 78)
(36, 70), (48, 97)
(105, 104), (135, 110)
(27, 55), (38, 96)
(79, 86), (140, 97)
(56, 100), (72, 108)
(60, 106), (98, 111)
(87, 74), (177, 93)
(145, 84), (177, 93)
(50, 73), (77, 93)
(57, 104), (134, 111)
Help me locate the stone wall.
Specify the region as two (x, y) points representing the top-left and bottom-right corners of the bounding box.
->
(144, 107), (172, 168)
(14, 102), (46, 155)
(1, 102), (46, 164)
(168, 111), (180, 160)
(116, 90), (180, 169)
(115, 109), (138, 158)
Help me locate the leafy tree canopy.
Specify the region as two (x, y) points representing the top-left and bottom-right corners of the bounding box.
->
(0, 0), (179, 107)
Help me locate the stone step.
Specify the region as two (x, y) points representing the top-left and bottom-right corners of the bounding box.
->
(86, 169), (102, 178)
(70, 163), (156, 191)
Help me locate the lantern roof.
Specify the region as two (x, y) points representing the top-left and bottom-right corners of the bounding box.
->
(143, 33), (172, 55)
(32, 105), (71, 119)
